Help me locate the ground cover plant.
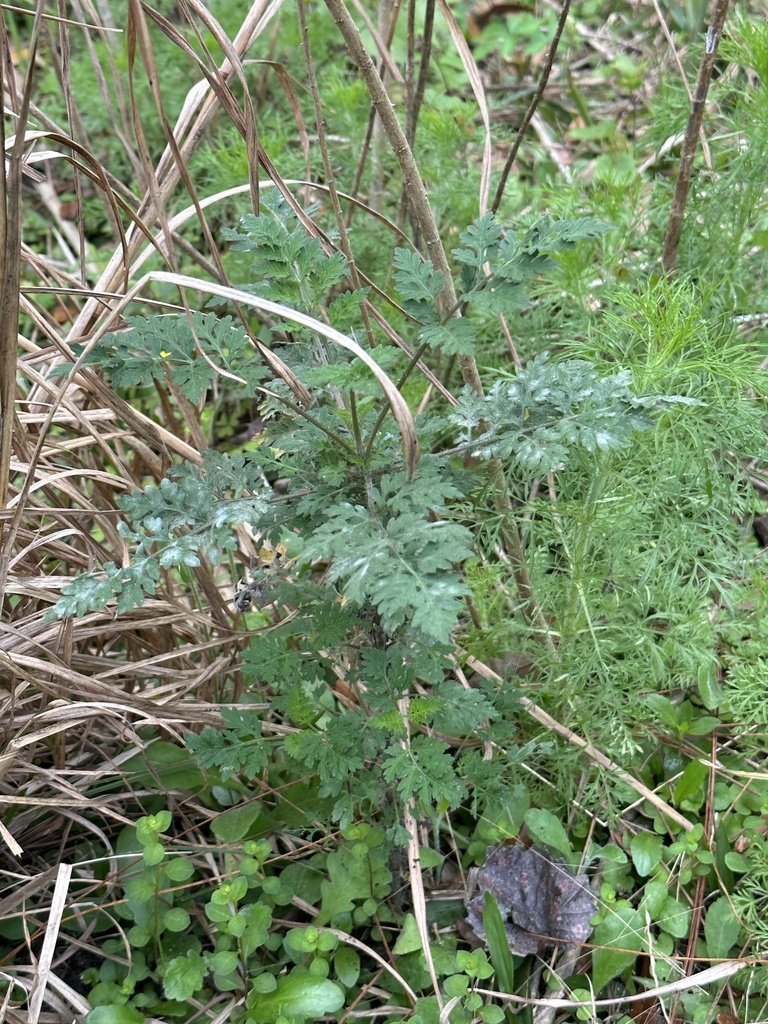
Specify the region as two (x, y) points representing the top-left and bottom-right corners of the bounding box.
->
(3, 0), (768, 1022)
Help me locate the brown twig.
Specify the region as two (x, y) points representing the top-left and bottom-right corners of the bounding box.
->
(296, 0), (377, 350)
(466, 657), (695, 833)
(491, 0), (572, 214)
(0, 9), (39, 509)
(662, 0), (731, 274)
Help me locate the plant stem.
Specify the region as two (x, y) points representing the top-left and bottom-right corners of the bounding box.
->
(491, 0), (572, 214)
(364, 342), (429, 462)
(323, 0), (484, 397)
(662, 0), (731, 273)
(261, 388), (359, 460)
(296, 0), (378, 350)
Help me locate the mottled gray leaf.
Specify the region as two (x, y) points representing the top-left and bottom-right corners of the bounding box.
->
(466, 845), (596, 955)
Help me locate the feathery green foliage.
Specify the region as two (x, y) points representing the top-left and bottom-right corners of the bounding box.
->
(14, 5), (768, 1021)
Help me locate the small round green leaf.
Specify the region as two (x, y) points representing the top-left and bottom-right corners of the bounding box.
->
(317, 931), (337, 952)
(308, 956), (330, 978)
(163, 857), (194, 882)
(126, 925), (151, 948)
(142, 842), (165, 867)
(211, 950), (240, 975)
(285, 927), (316, 953)
(252, 972), (278, 994)
(163, 908), (190, 932)
(480, 1003), (505, 1023)
(444, 974), (470, 998)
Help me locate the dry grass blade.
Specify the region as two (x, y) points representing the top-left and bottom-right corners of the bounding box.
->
(0, 820), (22, 856)
(465, 656), (695, 832)
(436, 0), (491, 215)
(319, 927), (418, 1005)
(404, 798), (443, 1009)
(0, 5), (41, 508)
(139, 271), (422, 478)
(0, 650), (233, 717)
(474, 960), (748, 1010)
(66, 0), (283, 342)
(27, 863), (73, 1024)
(323, 0), (485, 396)
(176, 0), (262, 212)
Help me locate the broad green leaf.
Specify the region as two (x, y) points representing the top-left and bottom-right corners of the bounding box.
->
(639, 880), (668, 919)
(657, 895), (691, 939)
(334, 947), (361, 988)
(592, 905), (644, 992)
(598, 845), (628, 864)
(247, 974), (344, 1023)
(697, 662), (723, 710)
(645, 694), (680, 730)
(724, 851), (750, 873)
(419, 846), (444, 869)
(162, 951), (207, 1000)
(123, 741), (205, 791)
(524, 809), (571, 858)
(211, 803), (262, 843)
(393, 913), (423, 955)
(674, 759), (708, 805)
(85, 1008), (145, 1024)
(630, 833), (663, 876)
(685, 716), (721, 736)
(704, 897), (742, 958)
